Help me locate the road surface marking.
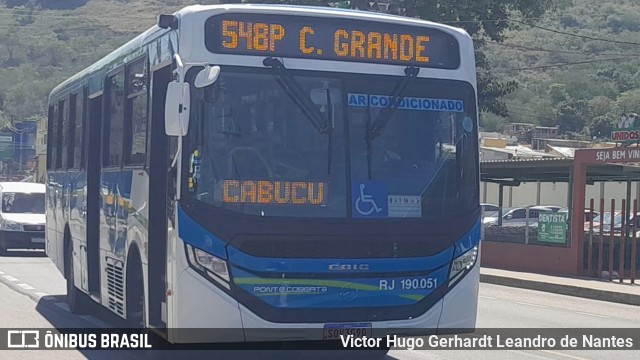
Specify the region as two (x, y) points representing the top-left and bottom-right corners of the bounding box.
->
(479, 295), (496, 299)
(540, 350), (590, 360)
(17, 283), (35, 290)
(575, 311), (610, 319)
(403, 349), (447, 359)
(515, 301), (548, 308)
(34, 292), (48, 297)
(2, 275), (18, 282)
(508, 350), (556, 359)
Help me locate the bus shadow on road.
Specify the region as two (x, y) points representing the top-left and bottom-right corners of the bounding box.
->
(34, 296), (395, 360)
(1, 249), (47, 257)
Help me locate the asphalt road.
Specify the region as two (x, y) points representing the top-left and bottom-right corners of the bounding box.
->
(0, 250), (639, 360)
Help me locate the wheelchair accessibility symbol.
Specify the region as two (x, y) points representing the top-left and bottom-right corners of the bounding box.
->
(352, 182), (387, 218)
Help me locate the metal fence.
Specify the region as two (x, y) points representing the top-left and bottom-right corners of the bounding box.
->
(583, 198), (638, 283)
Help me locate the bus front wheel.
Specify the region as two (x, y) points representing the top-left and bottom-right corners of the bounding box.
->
(126, 250), (145, 328)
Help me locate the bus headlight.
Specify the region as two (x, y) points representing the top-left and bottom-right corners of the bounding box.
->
(1, 220), (22, 231)
(449, 246), (478, 282)
(186, 244), (230, 287)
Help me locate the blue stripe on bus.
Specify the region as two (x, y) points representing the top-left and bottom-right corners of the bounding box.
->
(231, 265), (450, 308)
(177, 206), (228, 259)
(226, 245), (454, 274)
(177, 205), (481, 269)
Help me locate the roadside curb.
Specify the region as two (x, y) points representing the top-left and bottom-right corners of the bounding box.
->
(0, 271), (44, 304)
(479, 273), (640, 306)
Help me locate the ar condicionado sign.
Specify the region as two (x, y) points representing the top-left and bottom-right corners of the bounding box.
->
(223, 180), (326, 205)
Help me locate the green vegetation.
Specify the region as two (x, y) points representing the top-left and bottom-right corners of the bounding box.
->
(483, 0), (640, 138)
(0, 0), (213, 126)
(1, 0), (639, 142)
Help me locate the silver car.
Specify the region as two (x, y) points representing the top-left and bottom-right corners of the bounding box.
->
(483, 206), (556, 227)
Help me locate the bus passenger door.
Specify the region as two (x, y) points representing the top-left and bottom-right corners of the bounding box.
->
(147, 64), (172, 333)
(86, 95), (103, 295)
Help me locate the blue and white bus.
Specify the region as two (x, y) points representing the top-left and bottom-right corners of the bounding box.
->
(46, 4), (481, 352)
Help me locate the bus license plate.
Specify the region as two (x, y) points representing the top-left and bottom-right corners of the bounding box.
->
(323, 323), (372, 340)
(31, 237), (45, 243)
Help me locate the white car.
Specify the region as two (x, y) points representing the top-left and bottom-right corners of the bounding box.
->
(0, 182), (46, 255)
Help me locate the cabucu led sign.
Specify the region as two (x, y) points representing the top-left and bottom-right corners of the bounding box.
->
(348, 93), (465, 112)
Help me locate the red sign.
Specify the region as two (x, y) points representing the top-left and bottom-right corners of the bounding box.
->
(611, 129), (640, 142)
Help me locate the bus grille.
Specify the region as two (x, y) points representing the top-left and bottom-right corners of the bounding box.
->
(105, 259), (124, 316)
(23, 225), (45, 232)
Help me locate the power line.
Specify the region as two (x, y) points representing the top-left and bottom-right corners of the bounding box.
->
(508, 19), (640, 47)
(503, 57), (631, 71)
(0, 9), (156, 20)
(488, 41), (640, 57)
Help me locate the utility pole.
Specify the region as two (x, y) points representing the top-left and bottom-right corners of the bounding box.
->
(19, 131), (22, 174)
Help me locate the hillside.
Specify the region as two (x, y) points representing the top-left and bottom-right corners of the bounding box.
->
(0, 0), (215, 125)
(483, 0), (640, 138)
(1, 0), (640, 142)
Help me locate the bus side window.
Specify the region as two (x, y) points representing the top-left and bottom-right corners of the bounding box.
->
(57, 99), (66, 170)
(104, 70), (125, 167)
(124, 57), (149, 166)
(67, 94), (77, 169)
(47, 105), (58, 170)
(69, 91), (84, 169)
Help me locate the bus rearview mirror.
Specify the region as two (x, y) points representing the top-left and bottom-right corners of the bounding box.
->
(165, 82), (190, 136)
(194, 65), (221, 88)
(310, 87), (342, 106)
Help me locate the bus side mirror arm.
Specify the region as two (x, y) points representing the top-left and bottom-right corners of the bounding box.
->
(169, 137), (182, 201)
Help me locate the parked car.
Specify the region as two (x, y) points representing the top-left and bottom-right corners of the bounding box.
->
(0, 182), (46, 255)
(483, 205), (555, 227)
(558, 208), (600, 223)
(481, 203), (500, 217)
(586, 211), (640, 234)
(584, 211), (621, 232)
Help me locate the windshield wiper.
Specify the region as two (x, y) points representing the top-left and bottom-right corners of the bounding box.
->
(364, 66), (420, 179)
(367, 66), (420, 140)
(325, 87), (334, 175)
(263, 57), (333, 134)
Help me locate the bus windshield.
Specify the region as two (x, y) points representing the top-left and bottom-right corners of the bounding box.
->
(186, 67), (478, 219)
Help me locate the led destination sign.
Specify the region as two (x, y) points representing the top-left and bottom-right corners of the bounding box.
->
(222, 180), (326, 206)
(205, 14), (461, 68)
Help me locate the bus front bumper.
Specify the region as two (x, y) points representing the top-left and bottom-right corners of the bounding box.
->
(170, 261), (479, 343)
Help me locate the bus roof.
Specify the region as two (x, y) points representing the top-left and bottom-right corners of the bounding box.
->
(50, 4), (471, 100)
(174, 4), (471, 38)
(176, 4), (470, 36)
